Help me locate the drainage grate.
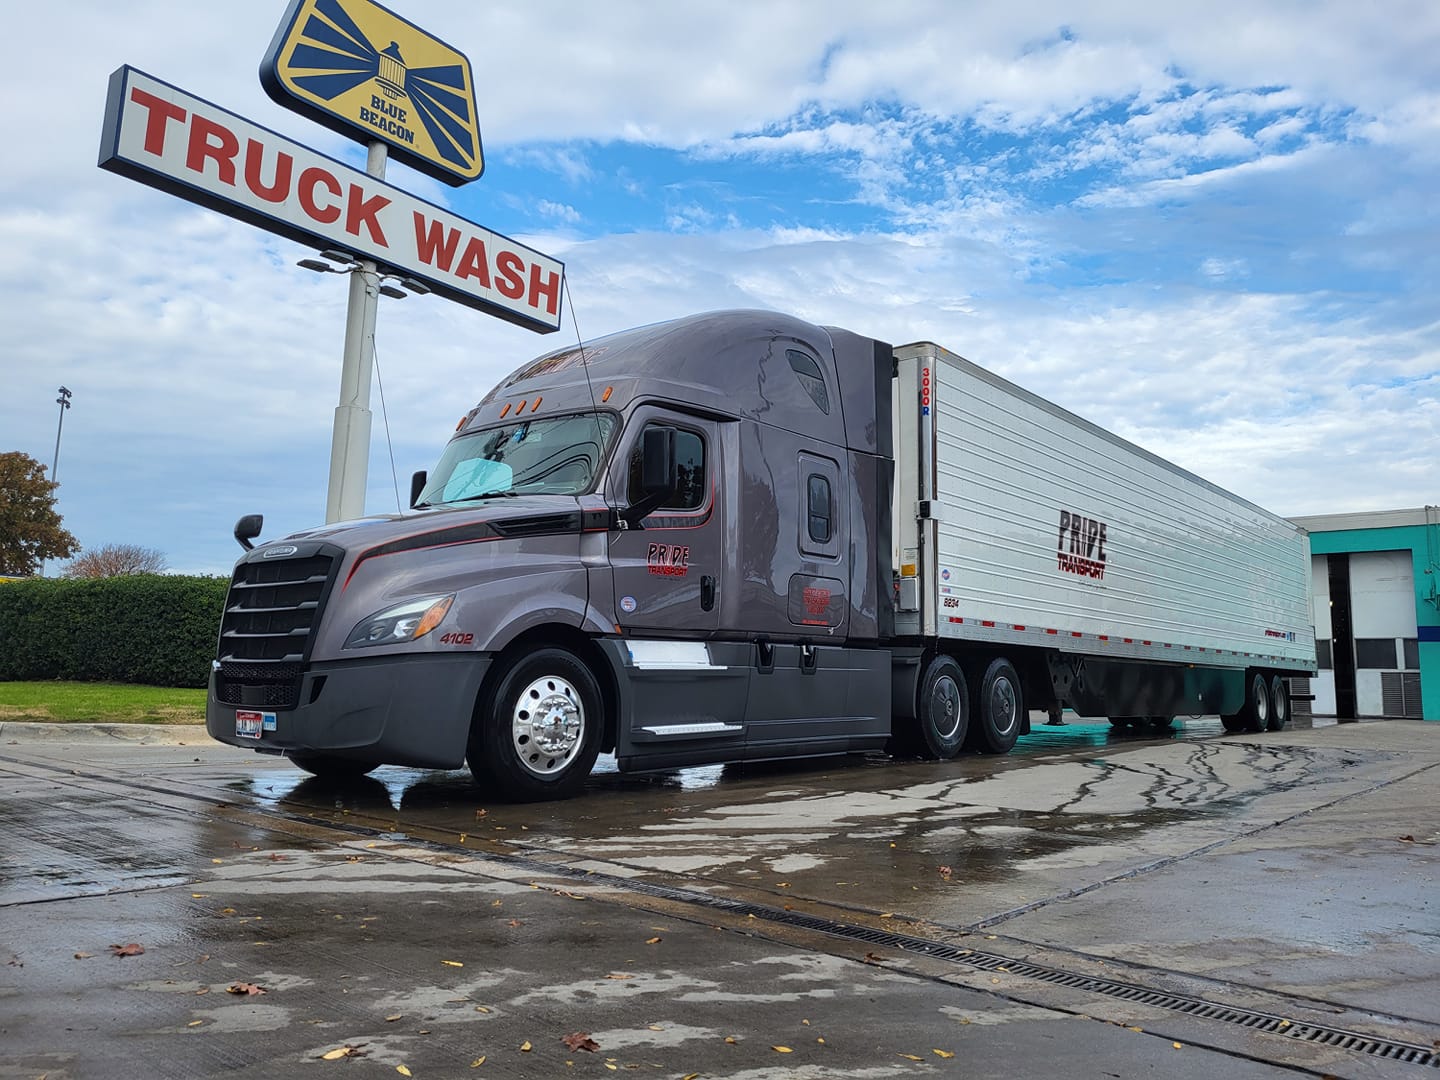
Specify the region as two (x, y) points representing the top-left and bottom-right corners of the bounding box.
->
(533, 862), (1440, 1068)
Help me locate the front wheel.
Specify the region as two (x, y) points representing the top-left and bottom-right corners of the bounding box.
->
(968, 658), (1023, 755)
(468, 648), (603, 802)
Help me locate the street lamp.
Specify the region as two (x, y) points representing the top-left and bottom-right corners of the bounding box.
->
(296, 251), (430, 523)
(52, 386), (72, 484)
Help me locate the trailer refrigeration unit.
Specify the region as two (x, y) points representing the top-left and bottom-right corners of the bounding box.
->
(208, 311), (1317, 800)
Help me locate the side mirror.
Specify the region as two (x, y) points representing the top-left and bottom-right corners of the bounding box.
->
(234, 514), (263, 552)
(409, 470), (428, 509)
(640, 427), (676, 496)
(622, 428), (679, 529)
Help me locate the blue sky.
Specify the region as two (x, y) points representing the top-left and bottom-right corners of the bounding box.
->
(2, 1), (1438, 574)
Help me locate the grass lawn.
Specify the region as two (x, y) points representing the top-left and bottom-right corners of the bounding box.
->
(0, 681), (206, 725)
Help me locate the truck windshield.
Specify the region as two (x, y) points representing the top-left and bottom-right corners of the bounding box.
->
(416, 412), (618, 505)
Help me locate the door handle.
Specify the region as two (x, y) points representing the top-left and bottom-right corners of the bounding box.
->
(700, 574), (716, 611)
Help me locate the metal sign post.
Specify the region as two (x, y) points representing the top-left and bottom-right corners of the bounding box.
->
(325, 141), (386, 524)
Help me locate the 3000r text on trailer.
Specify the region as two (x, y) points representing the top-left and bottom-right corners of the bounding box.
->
(206, 310), (1317, 800)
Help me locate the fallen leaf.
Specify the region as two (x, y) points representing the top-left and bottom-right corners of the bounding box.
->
(772, 1046), (793, 1053)
(268, 853), (288, 861)
(397, 1066), (412, 1077)
(520, 1041), (532, 1052)
(385, 1014), (402, 1022)
(1173, 1042), (1183, 1049)
(724, 1036), (738, 1044)
(645, 936), (662, 945)
(879, 912), (894, 919)
(899, 1053), (924, 1061)
(562, 1032), (600, 1052)
(933, 1049), (955, 1058)
(937, 865), (953, 880)
(109, 943), (145, 958)
(682, 1074), (700, 1080)
(474, 1006), (491, 1014)
(604, 973), (634, 981)
(73, 952), (94, 960)
(817, 1037), (826, 1044)
(191, 893), (207, 899)
(470, 1057), (486, 1067)
(1398, 835), (1415, 842)
(320, 1044), (368, 1060)
(187, 1020), (204, 1027)
(863, 952), (885, 964)
(508, 920), (523, 928)
(442, 960), (464, 967)
(491, 900), (503, 908)
(475, 809), (488, 819)
(227, 982), (267, 996)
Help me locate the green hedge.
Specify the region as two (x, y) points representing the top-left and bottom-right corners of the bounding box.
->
(0, 575), (227, 688)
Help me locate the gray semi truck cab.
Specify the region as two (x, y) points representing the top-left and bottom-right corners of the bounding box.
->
(207, 311), (910, 800)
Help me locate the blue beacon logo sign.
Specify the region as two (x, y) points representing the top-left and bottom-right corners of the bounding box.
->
(262, 0), (484, 186)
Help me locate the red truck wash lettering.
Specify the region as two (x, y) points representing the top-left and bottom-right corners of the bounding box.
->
(412, 213), (562, 316)
(1057, 509), (1107, 580)
(127, 87), (392, 246)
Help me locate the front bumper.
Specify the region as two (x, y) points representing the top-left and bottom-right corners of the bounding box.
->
(206, 652), (492, 769)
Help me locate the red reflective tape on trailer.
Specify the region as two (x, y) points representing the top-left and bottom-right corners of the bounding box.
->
(948, 616), (964, 624)
(1098, 636), (1109, 641)
(1046, 628), (1058, 635)
(1071, 632), (1082, 638)
(982, 620), (996, 627)
(1164, 643), (1172, 648)
(1143, 640), (1152, 646)
(1013, 625), (1026, 631)
(1123, 638), (1134, 644)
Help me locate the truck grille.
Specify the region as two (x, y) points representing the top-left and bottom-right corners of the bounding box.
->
(214, 552), (337, 710)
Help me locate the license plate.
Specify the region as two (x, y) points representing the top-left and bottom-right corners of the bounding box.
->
(235, 710), (275, 738)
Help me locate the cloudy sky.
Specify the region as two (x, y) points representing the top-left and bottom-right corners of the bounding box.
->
(3, 1), (1438, 574)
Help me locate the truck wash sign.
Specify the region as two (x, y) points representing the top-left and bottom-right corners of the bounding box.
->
(261, 0), (483, 185)
(98, 67), (561, 333)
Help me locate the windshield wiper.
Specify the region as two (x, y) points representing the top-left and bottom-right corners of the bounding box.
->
(446, 489), (519, 504)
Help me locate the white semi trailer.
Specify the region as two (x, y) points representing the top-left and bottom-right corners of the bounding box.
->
(207, 311), (1316, 799)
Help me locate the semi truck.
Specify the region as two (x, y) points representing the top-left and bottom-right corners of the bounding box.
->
(206, 310), (1317, 800)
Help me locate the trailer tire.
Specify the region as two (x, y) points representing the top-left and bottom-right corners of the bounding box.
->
(909, 655), (969, 760)
(1108, 717), (1135, 730)
(1243, 670), (1272, 733)
(1147, 716), (1177, 732)
(969, 658), (1023, 755)
(1220, 713), (1248, 733)
(467, 647), (603, 802)
(1267, 675), (1290, 731)
(288, 753), (379, 779)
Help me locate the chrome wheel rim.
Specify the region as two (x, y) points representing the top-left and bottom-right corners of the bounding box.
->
(929, 675), (963, 740)
(1253, 678), (1269, 725)
(511, 675), (584, 777)
(989, 676), (1018, 735)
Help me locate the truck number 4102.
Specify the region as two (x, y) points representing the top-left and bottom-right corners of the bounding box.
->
(440, 632), (474, 645)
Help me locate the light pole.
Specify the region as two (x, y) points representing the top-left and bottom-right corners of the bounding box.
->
(296, 248), (430, 523)
(52, 386), (72, 484)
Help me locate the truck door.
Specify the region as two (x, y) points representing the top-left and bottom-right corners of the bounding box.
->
(608, 410), (723, 635)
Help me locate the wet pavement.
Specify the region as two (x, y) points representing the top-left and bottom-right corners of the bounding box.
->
(1, 716), (1437, 1078)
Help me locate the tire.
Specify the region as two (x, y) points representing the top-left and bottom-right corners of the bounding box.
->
(1147, 716), (1176, 732)
(1220, 713), (1248, 733)
(468, 647), (603, 802)
(1108, 717), (1134, 730)
(1267, 675), (1290, 731)
(288, 753), (379, 778)
(908, 655), (969, 760)
(968, 658), (1023, 755)
(1243, 670), (1272, 733)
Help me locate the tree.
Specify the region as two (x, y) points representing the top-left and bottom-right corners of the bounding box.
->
(0, 451), (79, 576)
(63, 544), (168, 578)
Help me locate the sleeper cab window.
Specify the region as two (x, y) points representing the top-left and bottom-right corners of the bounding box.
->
(627, 425), (706, 510)
(807, 473), (832, 542)
(787, 349), (830, 414)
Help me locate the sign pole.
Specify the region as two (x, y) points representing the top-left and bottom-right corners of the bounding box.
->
(325, 140), (388, 524)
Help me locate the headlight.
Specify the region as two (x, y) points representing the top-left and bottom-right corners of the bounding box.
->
(344, 595), (455, 649)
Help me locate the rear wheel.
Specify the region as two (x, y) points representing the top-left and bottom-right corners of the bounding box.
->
(1220, 713), (1248, 733)
(288, 753), (379, 778)
(911, 655), (969, 760)
(1147, 715), (1176, 732)
(968, 658), (1023, 755)
(468, 647), (603, 802)
(1243, 670), (1272, 733)
(1108, 717), (1135, 731)
(1267, 675), (1290, 731)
